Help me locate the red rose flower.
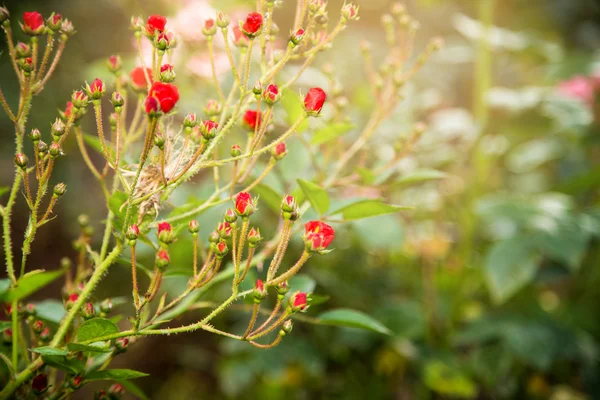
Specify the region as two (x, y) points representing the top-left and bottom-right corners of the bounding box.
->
(146, 14), (167, 35)
(148, 82), (180, 113)
(242, 109), (262, 130)
(234, 191), (255, 217)
(304, 87), (327, 116)
(144, 96), (160, 114)
(130, 67), (153, 90)
(304, 220), (335, 252)
(242, 12), (263, 36)
(22, 11), (44, 34)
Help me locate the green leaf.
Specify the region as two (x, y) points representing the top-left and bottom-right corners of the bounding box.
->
(329, 200), (411, 221)
(0, 279), (10, 298)
(253, 184), (283, 214)
(34, 300), (66, 324)
(0, 321), (11, 332)
(2, 268), (67, 302)
(281, 89), (309, 133)
(167, 197), (208, 219)
(108, 191), (135, 232)
(118, 380), (150, 400)
(31, 347), (68, 356)
(0, 186), (9, 198)
(42, 355), (85, 374)
(297, 179), (329, 215)
(67, 343), (112, 353)
(83, 133), (114, 157)
(311, 122), (354, 145)
(484, 236), (540, 304)
(317, 308), (392, 335)
(356, 167), (376, 185)
(76, 318), (119, 343)
(394, 169), (447, 186)
(85, 369), (149, 381)
(424, 360), (477, 399)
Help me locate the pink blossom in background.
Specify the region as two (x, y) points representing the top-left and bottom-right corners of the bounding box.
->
(557, 75), (595, 106)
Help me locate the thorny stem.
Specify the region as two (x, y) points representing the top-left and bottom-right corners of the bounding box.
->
(221, 28), (242, 87)
(136, 36), (152, 91)
(235, 219), (250, 280)
(207, 37), (225, 102)
(247, 310), (290, 340)
(38, 196), (58, 226)
(2, 25), (21, 79)
(250, 298), (281, 336)
(268, 250), (311, 286)
(33, 40), (66, 94)
(0, 87), (16, 121)
(131, 245), (140, 309)
(237, 247), (255, 285)
(36, 35), (55, 82)
(250, 334), (283, 349)
(242, 303), (260, 339)
(267, 219), (293, 281)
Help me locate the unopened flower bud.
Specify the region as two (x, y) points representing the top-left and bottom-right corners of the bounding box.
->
(32, 373), (48, 395)
(39, 327), (50, 341)
(85, 78), (106, 100)
(247, 227), (262, 248)
(188, 220), (200, 235)
(157, 221), (175, 244)
(24, 303), (36, 317)
(46, 13), (62, 32)
(60, 19), (75, 37)
(224, 208), (238, 223)
(15, 42), (31, 58)
(81, 302), (95, 319)
(234, 192), (255, 218)
(114, 337), (129, 352)
(107, 55), (122, 74)
(208, 230), (220, 243)
(14, 153), (28, 169)
(217, 221), (232, 239)
(51, 118), (65, 137)
(203, 18), (217, 36)
(2, 328), (12, 343)
(289, 291), (309, 312)
(230, 144), (242, 157)
(156, 249), (170, 271)
(20, 57), (33, 74)
(100, 298), (113, 314)
(78, 214), (89, 227)
(303, 220), (335, 253)
(29, 128), (41, 142)
(262, 83), (280, 105)
(111, 92), (124, 109)
(156, 32), (173, 51)
(32, 320), (44, 334)
(65, 293), (79, 310)
(22, 12), (45, 36)
(37, 141), (48, 155)
(271, 142), (287, 160)
(253, 279), (266, 302)
(201, 120), (218, 140)
(303, 87), (327, 116)
(49, 142), (62, 158)
(276, 281), (289, 297)
(290, 28), (305, 46)
(341, 3), (360, 22)
(70, 375), (83, 390)
(216, 13), (230, 28)
(126, 224), (140, 242)
(0, 7), (9, 25)
(130, 16), (143, 33)
(71, 90), (89, 109)
(281, 319), (293, 334)
(53, 183), (66, 197)
(154, 132), (165, 150)
(109, 383), (125, 397)
(160, 63), (176, 82)
(252, 81), (262, 96)
(204, 99), (222, 116)
(212, 240), (229, 258)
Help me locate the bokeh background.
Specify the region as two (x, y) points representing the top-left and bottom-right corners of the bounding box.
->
(2, 0), (600, 398)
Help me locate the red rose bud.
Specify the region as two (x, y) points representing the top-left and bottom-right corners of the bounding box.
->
(303, 87), (327, 116)
(109, 383), (125, 396)
(70, 375), (83, 389)
(115, 337), (129, 351)
(341, 3), (360, 21)
(263, 84), (280, 105)
(130, 67), (153, 90)
(82, 302), (95, 319)
(203, 18), (217, 36)
(14, 153), (28, 169)
(271, 142), (287, 160)
(216, 13), (230, 28)
(65, 293), (79, 310)
(241, 12), (263, 36)
(39, 327), (51, 341)
(188, 220), (200, 234)
(253, 279), (266, 302)
(230, 144), (242, 157)
(144, 95), (160, 115)
(242, 110), (261, 130)
(213, 240), (229, 258)
(20, 57), (33, 74)
(156, 249), (170, 270)
(290, 292), (309, 311)
(156, 31), (173, 51)
(234, 192), (255, 217)
(217, 221), (232, 239)
(32, 373), (48, 395)
(157, 221), (175, 244)
(126, 224), (140, 243)
(24, 303), (36, 316)
(0, 7), (9, 24)
(146, 14), (167, 36)
(232, 26), (249, 47)
(247, 227), (262, 248)
(22, 11), (44, 35)
(290, 28), (306, 46)
(111, 92), (124, 111)
(86, 78), (106, 100)
(276, 281), (289, 297)
(281, 195), (299, 220)
(15, 42), (31, 58)
(304, 220), (335, 253)
(95, 390), (109, 400)
(201, 120), (218, 140)
(2, 328), (12, 343)
(47, 12), (62, 32)
(183, 113), (197, 131)
(32, 320), (44, 334)
(107, 55), (122, 73)
(100, 298), (113, 314)
(160, 63), (176, 83)
(204, 99), (222, 116)
(224, 208), (238, 223)
(72, 90), (89, 109)
(149, 82), (180, 113)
